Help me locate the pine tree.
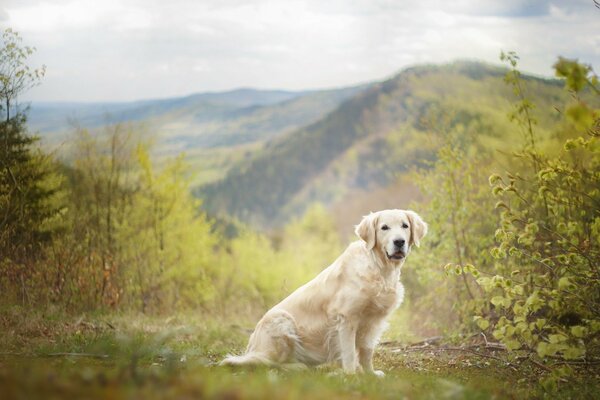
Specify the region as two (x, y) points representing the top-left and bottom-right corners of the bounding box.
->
(0, 28), (63, 304)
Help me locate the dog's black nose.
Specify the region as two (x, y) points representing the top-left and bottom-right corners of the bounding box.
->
(394, 239), (405, 248)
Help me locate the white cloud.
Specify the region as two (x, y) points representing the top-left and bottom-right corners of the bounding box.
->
(0, 0), (598, 102)
(7, 0), (153, 32)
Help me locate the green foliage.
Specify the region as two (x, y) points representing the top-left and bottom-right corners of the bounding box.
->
(1, 114), (344, 314)
(0, 115), (64, 256)
(474, 56), (600, 367)
(221, 203), (342, 312)
(0, 29), (64, 305)
(408, 105), (497, 331)
(402, 55), (600, 384)
(0, 28), (45, 121)
(118, 145), (217, 311)
(47, 123), (220, 312)
(553, 57), (599, 94)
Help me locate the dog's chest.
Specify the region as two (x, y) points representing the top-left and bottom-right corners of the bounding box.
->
(365, 279), (404, 314)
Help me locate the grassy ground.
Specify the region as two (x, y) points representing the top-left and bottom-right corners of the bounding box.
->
(1, 306), (599, 399)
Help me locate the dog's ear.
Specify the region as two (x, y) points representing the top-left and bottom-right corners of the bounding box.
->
(406, 210), (428, 247)
(355, 212), (378, 250)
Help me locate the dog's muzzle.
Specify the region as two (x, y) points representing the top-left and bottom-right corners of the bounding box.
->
(387, 250), (406, 260)
(387, 239), (406, 260)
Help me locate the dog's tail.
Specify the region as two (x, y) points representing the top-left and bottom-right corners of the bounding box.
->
(219, 351), (273, 367)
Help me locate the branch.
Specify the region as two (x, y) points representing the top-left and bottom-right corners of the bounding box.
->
(44, 352), (110, 359)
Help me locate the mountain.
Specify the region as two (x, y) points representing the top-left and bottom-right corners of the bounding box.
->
(27, 89), (305, 134)
(199, 61), (573, 230)
(28, 61), (580, 232)
(28, 86), (367, 185)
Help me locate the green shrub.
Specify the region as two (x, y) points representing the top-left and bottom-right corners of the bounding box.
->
(474, 55), (600, 360)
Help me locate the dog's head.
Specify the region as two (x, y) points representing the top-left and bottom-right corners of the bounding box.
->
(355, 209), (427, 264)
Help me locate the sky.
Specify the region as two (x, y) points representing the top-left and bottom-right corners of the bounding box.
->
(1, 0), (599, 102)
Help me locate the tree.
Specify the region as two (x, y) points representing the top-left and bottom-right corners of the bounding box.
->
(66, 123), (138, 308)
(0, 28), (62, 305)
(0, 28), (45, 122)
(407, 106), (496, 331)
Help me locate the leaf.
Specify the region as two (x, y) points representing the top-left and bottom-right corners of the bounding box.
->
(538, 186), (550, 197)
(563, 139), (577, 151)
(464, 263), (475, 273)
(549, 334), (567, 344)
(505, 339), (521, 351)
(491, 296), (506, 308)
(570, 325), (586, 338)
(553, 57), (591, 92)
(567, 104), (596, 131)
(488, 174), (503, 186)
(495, 201), (509, 210)
(563, 346), (585, 360)
(475, 317), (490, 330)
(537, 342), (549, 358)
(514, 285), (524, 296)
(535, 319), (547, 330)
(492, 186), (504, 196)
(558, 277), (572, 290)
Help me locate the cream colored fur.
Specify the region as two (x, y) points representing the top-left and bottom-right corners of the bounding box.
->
(220, 209), (428, 375)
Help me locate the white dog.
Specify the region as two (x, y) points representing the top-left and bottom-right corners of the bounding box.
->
(221, 209), (427, 375)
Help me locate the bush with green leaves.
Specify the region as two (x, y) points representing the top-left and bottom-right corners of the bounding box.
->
(474, 55), (599, 360)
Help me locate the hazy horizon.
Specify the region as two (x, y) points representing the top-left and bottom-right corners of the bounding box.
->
(2, 0), (599, 103)
(24, 59), (543, 106)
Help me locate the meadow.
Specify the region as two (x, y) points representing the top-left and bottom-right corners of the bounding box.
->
(3, 309), (600, 399)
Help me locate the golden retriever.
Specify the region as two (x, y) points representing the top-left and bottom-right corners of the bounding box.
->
(221, 209), (427, 375)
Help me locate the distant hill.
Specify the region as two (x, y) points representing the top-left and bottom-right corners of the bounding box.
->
(27, 89), (305, 134)
(199, 61), (571, 230)
(28, 61), (578, 232)
(28, 86), (367, 185)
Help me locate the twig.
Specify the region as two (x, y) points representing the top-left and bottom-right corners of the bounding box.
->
(478, 332), (506, 350)
(380, 336), (443, 348)
(469, 343), (507, 351)
(438, 347), (511, 365)
(0, 351), (26, 356)
(1, 352), (109, 359)
(390, 345), (515, 367)
(45, 352), (109, 359)
(409, 336), (444, 347)
(527, 357), (552, 372)
(553, 360), (600, 366)
(480, 332), (489, 346)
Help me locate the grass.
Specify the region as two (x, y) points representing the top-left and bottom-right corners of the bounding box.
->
(1, 306), (599, 399)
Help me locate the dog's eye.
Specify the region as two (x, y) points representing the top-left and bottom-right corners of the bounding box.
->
(402, 223), (409, 229)
(381, 225), (390, 231)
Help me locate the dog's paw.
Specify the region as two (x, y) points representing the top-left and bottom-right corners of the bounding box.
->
(372, 370), (385, 378)
(326, 370), (350, 378)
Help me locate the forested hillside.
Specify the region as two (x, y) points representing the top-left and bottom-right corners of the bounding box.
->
(30, 86), (366, 185)
(200, 61), (576, 229)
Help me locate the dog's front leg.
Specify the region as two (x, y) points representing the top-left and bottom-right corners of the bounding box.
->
(358, 347), (385, 377)
(357, 321), (386, 377)
(358, 347), (375, 373)
(338, 319), (359, 374)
